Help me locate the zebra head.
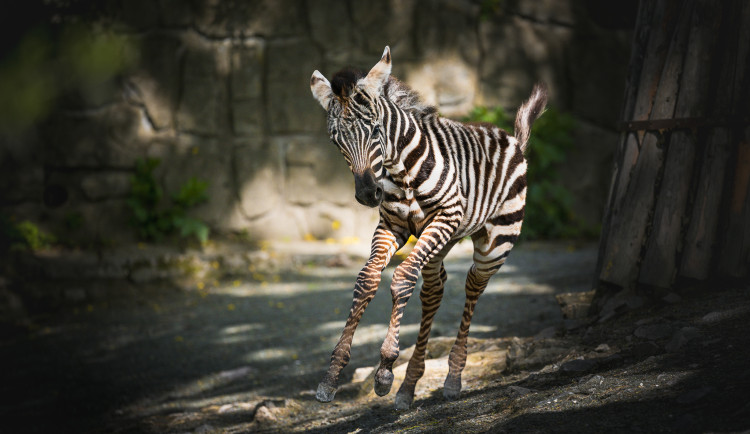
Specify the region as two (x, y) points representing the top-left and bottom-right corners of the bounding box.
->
(310, 47), (392, 208)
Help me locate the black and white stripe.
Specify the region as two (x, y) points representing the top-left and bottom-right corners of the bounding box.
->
(311, 47), (547, 409)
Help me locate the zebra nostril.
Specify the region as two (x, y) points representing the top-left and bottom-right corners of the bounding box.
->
(374, 185), (383, 201)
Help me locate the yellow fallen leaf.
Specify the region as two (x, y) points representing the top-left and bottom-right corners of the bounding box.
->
(334, 307), (341, 315)
(331, 220), (341, 230)
(86, 304), (94, 312)
(227, 303), (236, 311)
(303, 233), (316, 242)
(211, 261), (220, 269)
(175, 335), (184, 342)
(276, 302), (284, 309)
(197, 281), (205, 290)
(232, 280), (241, 287)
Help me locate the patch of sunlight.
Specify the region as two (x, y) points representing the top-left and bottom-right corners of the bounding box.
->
(484, 281), (555, 295)
(464, 324), (497, 333)
(316, 320), (346, 333)
(221, 323), (265, 335)
(242, 347), (297, 363)
(350, 323), (421, 347)
(212, 280), (351, 298)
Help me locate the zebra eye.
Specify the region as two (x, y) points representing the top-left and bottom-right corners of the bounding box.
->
(373, 125), (380, 135)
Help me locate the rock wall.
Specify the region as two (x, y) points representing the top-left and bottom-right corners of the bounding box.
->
(0, 0), (633, 246)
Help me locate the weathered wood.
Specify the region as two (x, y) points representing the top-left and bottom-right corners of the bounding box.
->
(594, 1), (660, 283)
(718, 130), (750, 278)
(639, 2), (713, 288)
(638, 130), (696, 287)
(598, 1), (691, 289)
(597, 0), (750, 291)
(679, 128), (733, 279)
(680, 1), (750, 281)
(716, 2), (750, 279)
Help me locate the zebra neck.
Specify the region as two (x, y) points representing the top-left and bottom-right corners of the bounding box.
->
(381, 101), (429, 190)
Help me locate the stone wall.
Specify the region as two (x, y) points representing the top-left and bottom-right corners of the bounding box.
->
(0, 0), (633, 246)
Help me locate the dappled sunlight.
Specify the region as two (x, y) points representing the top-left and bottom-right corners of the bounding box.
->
(211, 279), (352, 298)
(242, 347), (298, 363)
(485, 281), (557, 295)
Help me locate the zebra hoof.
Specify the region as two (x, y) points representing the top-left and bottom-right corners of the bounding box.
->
(316, 382), (337, 402)
(374, 369), (394, 396)
(443, 377), (461, 400)
(394, 392), (413, 411)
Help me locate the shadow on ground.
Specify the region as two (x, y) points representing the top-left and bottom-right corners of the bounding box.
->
(2, 241), (747, 433)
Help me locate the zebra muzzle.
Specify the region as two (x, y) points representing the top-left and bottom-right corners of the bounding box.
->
(353, 170), (383, 207)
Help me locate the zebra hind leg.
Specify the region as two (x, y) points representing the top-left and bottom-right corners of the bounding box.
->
(443, 230), (513, 400)
(394, 247), (453, 410)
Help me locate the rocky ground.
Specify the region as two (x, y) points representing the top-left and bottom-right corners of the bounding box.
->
(1, 240), (748, 433)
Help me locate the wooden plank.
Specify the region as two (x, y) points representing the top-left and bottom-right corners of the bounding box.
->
(718, 130), (750, 278)
(629, 0), (680, 144)
(639, 1), (713, 288)
(680, 128), (733, 279)
(717, 2), (750, 278)
(593, 0), (656, 284)
(638, 131), (696, 287)
(681, 0), (750, 280)
(598, 1), (691, 289)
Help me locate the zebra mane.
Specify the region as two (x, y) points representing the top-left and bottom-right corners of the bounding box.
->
(330, 68), (437, 119)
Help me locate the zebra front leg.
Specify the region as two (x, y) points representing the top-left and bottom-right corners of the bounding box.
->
(374, 217), (459, 397)
(316, 225), (405, 402)
(394, 243), (456, 410)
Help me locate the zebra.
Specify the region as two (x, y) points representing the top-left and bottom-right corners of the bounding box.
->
(310, 46), (547, 410)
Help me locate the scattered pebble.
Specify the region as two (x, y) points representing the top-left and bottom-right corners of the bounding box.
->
(254, 405), (277, 424)
(595, 343), (611, 352)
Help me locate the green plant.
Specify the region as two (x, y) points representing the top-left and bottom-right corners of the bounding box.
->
(127, 158), (210, 244)
(0, 215), (57, 251)
(464, 105), (593, 240)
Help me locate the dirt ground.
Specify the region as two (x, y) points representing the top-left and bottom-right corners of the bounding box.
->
(1, 241), (748, 433)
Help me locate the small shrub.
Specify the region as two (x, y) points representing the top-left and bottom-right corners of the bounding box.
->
(464, 105), (593, 240)
(127, 158), (210, 244)
(1, 215), (57, 252)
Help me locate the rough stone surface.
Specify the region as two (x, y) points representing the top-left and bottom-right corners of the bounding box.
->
(0, 0), (632, 245)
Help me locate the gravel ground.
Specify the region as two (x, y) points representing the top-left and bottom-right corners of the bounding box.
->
(1, 241), (748, 433)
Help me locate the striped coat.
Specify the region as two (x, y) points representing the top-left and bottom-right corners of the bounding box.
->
(311, 46), (547, 410)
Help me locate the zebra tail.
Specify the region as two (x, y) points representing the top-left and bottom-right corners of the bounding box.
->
(514, 82), (548, 153)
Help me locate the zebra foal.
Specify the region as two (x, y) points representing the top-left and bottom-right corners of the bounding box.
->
(310, 46), (547, 410)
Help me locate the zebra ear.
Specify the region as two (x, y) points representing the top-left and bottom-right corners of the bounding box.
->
(311, 70), (334, 110)
(361, 46), (391, 97)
